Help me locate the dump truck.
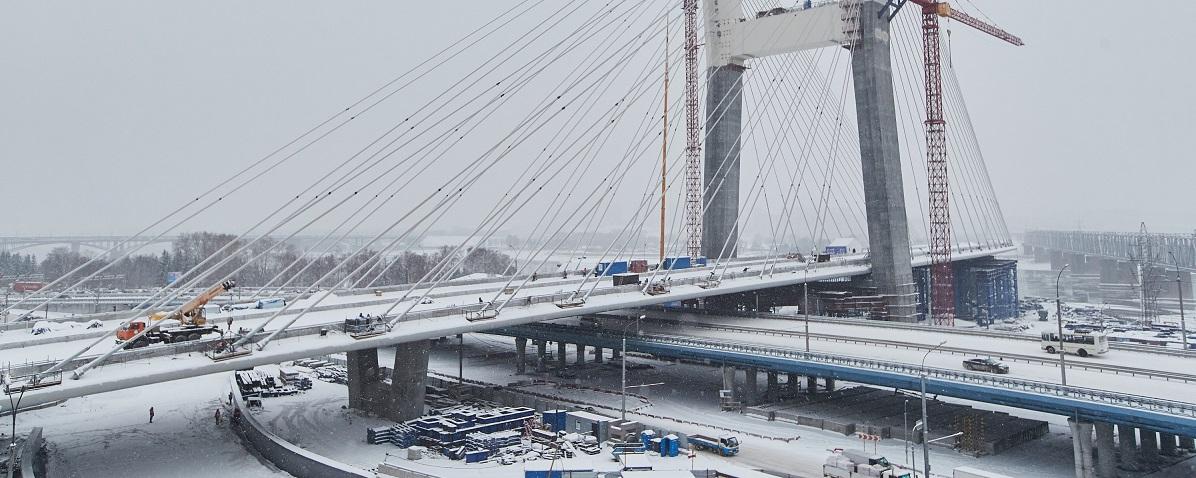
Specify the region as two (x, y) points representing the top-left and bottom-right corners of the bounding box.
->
(688, 434), (739, 456)
(115, 280), (235, 348)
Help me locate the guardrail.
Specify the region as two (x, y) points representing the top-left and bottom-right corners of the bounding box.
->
(625, 316), (1196, 383)
(504, 323), (1196, 421)
(648, 307), (1196, 358)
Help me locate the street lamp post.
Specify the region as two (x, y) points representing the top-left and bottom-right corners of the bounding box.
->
(621, 315), (645, 421)
(1169, 252), (1188, 351)
(1055, 265), (1069, 386)
(920, 340), (947, 478)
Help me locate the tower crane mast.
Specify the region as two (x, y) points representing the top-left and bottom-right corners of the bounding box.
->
(881, 0), (1022, 326)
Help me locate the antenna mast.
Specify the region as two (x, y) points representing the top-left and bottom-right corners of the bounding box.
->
(683, 0), (702, 260)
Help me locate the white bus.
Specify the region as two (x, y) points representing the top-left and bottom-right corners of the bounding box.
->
(1041, 332), (1109, 357)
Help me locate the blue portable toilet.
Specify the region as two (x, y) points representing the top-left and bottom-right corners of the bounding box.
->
(640, 429), (656, 450)
(665, 434), (680, 457)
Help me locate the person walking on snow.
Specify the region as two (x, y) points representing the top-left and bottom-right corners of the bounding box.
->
(149, 406), (155, 424)
(214, 408), (222, 425)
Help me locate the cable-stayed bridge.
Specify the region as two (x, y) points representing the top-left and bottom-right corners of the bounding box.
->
(1, 1), (1174, 476)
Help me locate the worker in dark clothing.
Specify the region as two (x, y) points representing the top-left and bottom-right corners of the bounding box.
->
(228, 392), (234, 405)
(149, 407), (155, 424)
(232, 408), (242, 426)
(226, 316), (234, 333)
(214, 408), (222, 425)
(478, 297), (483, 303)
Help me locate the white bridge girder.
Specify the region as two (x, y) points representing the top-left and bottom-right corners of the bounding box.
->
(705, 0), (851, 67)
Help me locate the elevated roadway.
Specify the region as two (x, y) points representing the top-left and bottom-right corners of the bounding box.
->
(0, 247), (1008, 411)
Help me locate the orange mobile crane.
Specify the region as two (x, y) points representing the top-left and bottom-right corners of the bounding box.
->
(115, 279), (236, 348)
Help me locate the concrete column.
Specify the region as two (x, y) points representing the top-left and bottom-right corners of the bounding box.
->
(535, 340), (547, 373)
(743, 367), (758, 406)
(556, 342), (567, 370)
(1160, 433), (1177, 456)
(1069, 419), (1096, 478)
(824, 377), (835, 392)
(765, 372), (779, 403)
(721, 365), (735, 403)
(786, 373), (800, 394)
(850, 0), (915, 321)
(575, 343), (586, 365)
(515, 337), (528, 375)
(701, 63), (745, 258)
(1094, 422), (1116, 478)
(1117, 424), (1138, 471)
(1139, 429), (1159, 464)
(594, 346), (604, 364)
(388, 340), (430, 422)
(806, 375), (817, 395)
(346, 348), (382, 411)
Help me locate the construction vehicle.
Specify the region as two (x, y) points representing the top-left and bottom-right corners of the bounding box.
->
(823, 450), (911, 478)
(115, 280), (235, 348)
(687, 433), (739, 456)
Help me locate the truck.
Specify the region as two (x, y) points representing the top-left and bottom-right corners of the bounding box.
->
(115, 280), (235, 348)
(823, 450), (910, 478)
(687, 434), (739, 456)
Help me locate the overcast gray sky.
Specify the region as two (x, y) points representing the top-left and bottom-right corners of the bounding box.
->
(2, 1), (1193, 238)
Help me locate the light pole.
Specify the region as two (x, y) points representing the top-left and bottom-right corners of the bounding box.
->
(1169, 251), (1188, 351)
(804, 249), (813, 353)
(621, 315), (645, 420)
(920, 340), (947, 478)
(903, 398), (910, 466)
(1055, 265), (1069, 386)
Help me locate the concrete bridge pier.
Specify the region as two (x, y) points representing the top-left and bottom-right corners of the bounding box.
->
(721, 365), (736, 403)
(786, 373), (800, 395)
(535, 340), (547, 373)
(765, 371), (779, 402)
(1094, 422), (1117, 478)
(806, 375), (817, 395)
(347, 348), (384, 412)
(1117, 424), (1139, 471)
(1068, 419), (1096, 478)
(743, 367), (759, 406)
(1139, 429), (1160, 465)
(575, 344), (586, 365)
(514, 337), (527, 374)
(594, 346), (604, 363)
(388, 340), (430, 422)
(556, 342), (567, 370)
(1160, 433), (1178, 456)
(850, 0), (916, 321)
(824, 377), (835, 392)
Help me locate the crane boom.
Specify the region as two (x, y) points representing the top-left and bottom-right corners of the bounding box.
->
(942, 7), (1023, 46)
(178, 279), (237, 320)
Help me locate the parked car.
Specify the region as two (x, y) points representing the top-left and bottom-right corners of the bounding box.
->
(962, 358), (1009, 374)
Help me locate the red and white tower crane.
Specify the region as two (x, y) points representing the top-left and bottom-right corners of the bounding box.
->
(883, 0), (1022, 326)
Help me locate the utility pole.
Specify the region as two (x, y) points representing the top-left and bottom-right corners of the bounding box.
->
(1055, 265), (1068, 386)
(920, 341), (946, 478)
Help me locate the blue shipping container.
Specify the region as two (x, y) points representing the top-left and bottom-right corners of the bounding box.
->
(542, 409), (567, 432)
(693, 256), (708, 266)
(663, 257), (691, 270)
(595, 261), (629, 276)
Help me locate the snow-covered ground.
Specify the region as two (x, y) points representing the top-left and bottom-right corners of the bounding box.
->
(246, 333), (1139, 478)
(16, 373), (289, 477)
